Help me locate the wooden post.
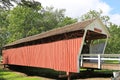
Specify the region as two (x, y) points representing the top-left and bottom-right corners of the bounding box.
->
(98, 54), (101, 69)
(3, 64), (6, 70)
(67, 72), (71, 80)
(80, 55), (83, 67)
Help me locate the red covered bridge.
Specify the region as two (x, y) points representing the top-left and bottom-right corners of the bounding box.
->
(3, 18), (111, 74)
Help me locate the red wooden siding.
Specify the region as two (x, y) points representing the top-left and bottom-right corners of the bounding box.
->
(3, 38), (82, 72)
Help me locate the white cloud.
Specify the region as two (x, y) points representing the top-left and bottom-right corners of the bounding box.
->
(35, 0), (119, 25)
(36, 0), (111, 17)
(95, 2), (112, 15)
(110, 14), (120, 25)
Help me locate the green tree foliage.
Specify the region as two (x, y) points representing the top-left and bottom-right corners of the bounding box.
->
(7, 5), (42, 42)
(41, 7), (77, 31)
(2, 1), (77, 43)
(0, 0), (41, 10)
(19, 0), (41, 11)
(80, 10), (110, 25)
(0, 8), (9, 55)
(0, 0), (13, 9)
(0, 9), (9, 47)
(105, 23), (120, 54)
(57, 16), (78, 27)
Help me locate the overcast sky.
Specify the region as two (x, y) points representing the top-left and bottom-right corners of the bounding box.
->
(35, 0), (120, 25)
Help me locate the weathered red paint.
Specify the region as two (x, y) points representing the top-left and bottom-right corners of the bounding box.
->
(3, 38), (82, 72)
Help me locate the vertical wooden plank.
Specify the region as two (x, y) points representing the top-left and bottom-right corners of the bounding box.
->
(3, 37), (83, 72)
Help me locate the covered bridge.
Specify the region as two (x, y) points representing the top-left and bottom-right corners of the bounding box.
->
(3, 18), (110, 73)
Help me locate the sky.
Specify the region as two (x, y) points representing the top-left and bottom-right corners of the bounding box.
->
(35, 0), (120, 25)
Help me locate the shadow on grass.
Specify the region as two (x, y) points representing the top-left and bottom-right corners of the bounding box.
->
(71, 69), (113, 79)
(0, 77), (6, 80)
(8, 65), (113, 80)
(8, 65), (66, 80)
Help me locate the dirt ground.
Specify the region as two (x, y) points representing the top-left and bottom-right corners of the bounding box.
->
(0, 63), (3, 68)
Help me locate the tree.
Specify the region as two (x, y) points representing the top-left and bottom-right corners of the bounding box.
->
(0, 0), (13, 9)
(7, 5), (42, 43)
(6, 5), (77, 43)
(18, 0), (41, 11)
(80, 10), (110, 25)
(105, 23), (120, 54)
(41, 7), (77, 31)
(57, 16), (77, 27)
(0, 8), (9, 55)
(0, 0), (41, 10)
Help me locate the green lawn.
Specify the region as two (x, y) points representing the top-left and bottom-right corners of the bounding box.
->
(0, 66), (114, 80)
(0, 69), (41, 80)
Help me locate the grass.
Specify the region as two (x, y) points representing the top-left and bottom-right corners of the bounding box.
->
(0, 65), (115, 80)
(8, 65), (66, 79)
(0, 65), (65, 80)
(104, 60), (120, 64)
(0, 69), (41, 80)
